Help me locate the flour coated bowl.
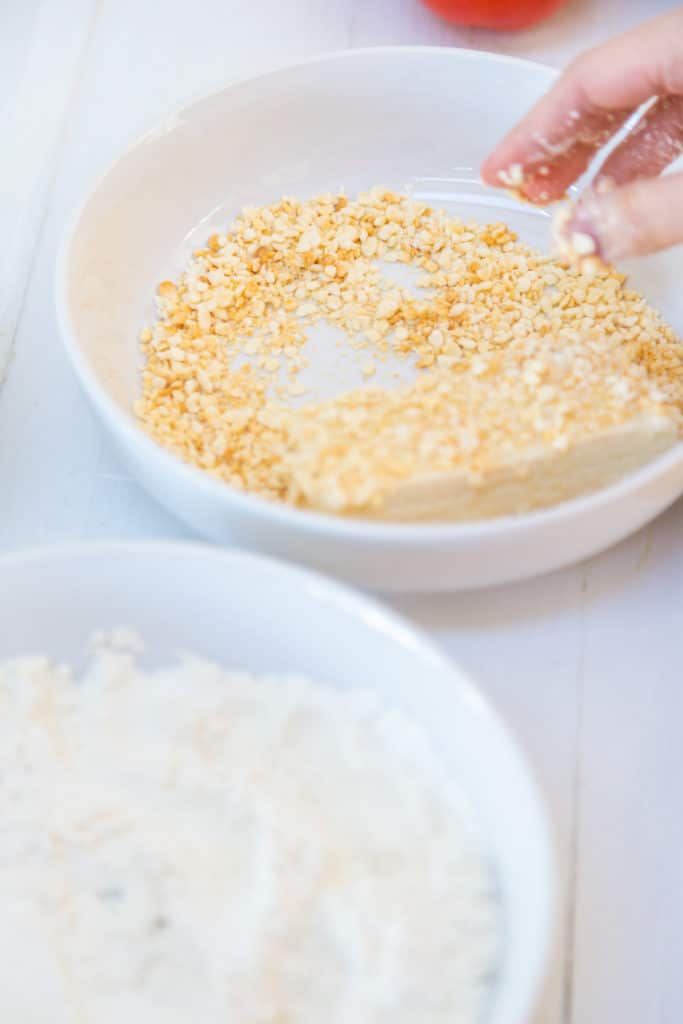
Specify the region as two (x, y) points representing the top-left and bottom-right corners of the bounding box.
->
(0, 542), (555, 1023)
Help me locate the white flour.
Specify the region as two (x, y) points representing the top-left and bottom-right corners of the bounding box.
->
(0, 649), (499, 1023)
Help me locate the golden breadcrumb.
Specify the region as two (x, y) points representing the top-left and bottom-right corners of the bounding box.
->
(136, 188), (683, 516)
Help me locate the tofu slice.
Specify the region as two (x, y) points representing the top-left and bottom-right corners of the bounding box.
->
(369, 414), (678, 523)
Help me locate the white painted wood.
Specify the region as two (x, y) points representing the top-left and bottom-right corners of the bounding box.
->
(395, 565), (585, 1024)
(1, 2), (682, 1023)
(570, 502), (683, 1024)
(0, 0), (98, 383)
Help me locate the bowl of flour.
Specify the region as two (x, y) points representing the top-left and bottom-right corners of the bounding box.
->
(0, 542), (555, 1023)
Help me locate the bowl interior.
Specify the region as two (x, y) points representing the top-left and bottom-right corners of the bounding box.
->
(62, 47), (683, 425)
(0, 543), (553, 1024)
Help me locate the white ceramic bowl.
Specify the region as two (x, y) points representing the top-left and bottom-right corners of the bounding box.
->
(56, 47), (683, 591)
(0, 541), (554, 1024)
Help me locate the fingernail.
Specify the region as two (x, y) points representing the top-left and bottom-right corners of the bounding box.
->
(552, 203), (603, 271)
(571, 185), (635, 263)
(566, 197), (606, 260)
(553, 185), (635, 267)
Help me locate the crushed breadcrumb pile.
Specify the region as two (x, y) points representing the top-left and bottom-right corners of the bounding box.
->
(136, 188), (683, 516)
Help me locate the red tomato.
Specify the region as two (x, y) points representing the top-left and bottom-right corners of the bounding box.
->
(422, 0), (567, 30)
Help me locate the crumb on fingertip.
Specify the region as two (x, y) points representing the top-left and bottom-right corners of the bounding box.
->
(552, 203), (608, 275)
(497, 163), (525, 188)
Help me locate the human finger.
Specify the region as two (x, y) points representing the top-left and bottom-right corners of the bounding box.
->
(559, 171), (683, 263)
(481, 8), (683, 202)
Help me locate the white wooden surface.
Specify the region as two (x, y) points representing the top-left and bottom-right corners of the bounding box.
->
(1, 2), (682, 1022)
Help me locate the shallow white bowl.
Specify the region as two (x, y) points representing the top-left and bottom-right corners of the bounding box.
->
(0, 541), (554, 1024)
(56, 47), (683, 591)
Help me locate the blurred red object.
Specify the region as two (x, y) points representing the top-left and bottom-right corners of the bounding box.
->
(422, 0), (567, 30)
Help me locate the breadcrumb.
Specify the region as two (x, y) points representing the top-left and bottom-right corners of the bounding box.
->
(136, 188), (683, 517)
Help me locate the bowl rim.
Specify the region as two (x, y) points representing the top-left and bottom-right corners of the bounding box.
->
(55, 44), (683, 544)
(0, 537), (558, 1021)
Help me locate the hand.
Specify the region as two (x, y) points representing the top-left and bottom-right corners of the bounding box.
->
(481, 7), (683, 262)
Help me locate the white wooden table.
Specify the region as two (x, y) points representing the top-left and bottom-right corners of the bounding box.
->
(1, 2), (682, 1021)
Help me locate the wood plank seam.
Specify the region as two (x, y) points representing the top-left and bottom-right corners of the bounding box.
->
(562, 571), (587, 1024)
(0, 0), (103, 394)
